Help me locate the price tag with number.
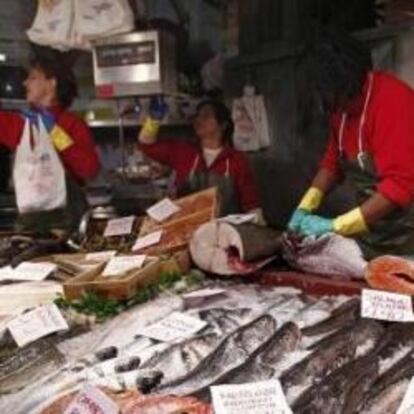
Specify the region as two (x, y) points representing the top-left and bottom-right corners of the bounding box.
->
(7, 304), (69, 347)
(361, 289), (414, 322)
(211, 380), (292, 414)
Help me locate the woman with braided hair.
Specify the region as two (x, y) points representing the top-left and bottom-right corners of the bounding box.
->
(288, 29), (414, 259)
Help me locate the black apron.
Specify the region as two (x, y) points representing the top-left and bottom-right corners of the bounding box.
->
(338, 72), (414, 260)
(176, 154), (242, 216)
(341, 154), (414, 260)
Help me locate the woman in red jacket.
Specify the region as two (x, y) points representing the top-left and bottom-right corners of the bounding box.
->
(138, 99), (263, 221)
(0, 54), (100, 234)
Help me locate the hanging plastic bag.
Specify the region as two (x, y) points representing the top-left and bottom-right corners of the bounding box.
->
(232, 86), (271, 151)
(27, 0), (134, 51)
(13, 117), (67, 214)
(73, 0), (134, 48)
(27, 0), (75, 51)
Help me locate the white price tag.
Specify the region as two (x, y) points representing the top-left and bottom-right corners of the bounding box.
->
(7, 304), (69, 347)
(211, 380), (292, 414)
(63, 384), (119, 414)
(361, 289), (414, 322)
(146, 198), (180, 222)
(9, 262), (57, 282)
(103, 216), (135, 237)
(138, 312), (207, 342)
(102, 255), (146, 277)
(86, 251), (117, 262)
(221, 213), (256, 225)
(132, 230), (163, 252)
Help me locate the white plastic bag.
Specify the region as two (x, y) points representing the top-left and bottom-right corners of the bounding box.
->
(232, 86), (271, 151)
(27, 0), (74, 51)
(27, 0), (134, 51)
(13, 118), (67, 214)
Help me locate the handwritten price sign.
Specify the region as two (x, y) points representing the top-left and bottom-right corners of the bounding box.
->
(361, 289), (414, 322)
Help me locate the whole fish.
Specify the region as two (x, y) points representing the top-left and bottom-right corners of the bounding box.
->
(293, 355), (379, 414)
(281, 333), (356, 391)
(361, 378), (409, 414)
(198, 307), (254, 335)
(157, 314), (277, 396)
(219, 322), (301, 385)
(308, 319), (384, 354)
(0, 339), (65, 395)
(301, 297), (360, 337)
(139, 333), (220, 384)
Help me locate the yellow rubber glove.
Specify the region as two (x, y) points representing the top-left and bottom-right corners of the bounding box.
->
(298, 187), (324, 212)
(333, 207), (369, 236)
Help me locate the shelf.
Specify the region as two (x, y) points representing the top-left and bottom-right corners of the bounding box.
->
(87, 119), (191, 128)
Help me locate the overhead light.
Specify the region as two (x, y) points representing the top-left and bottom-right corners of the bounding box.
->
(0, 54), (7, 62)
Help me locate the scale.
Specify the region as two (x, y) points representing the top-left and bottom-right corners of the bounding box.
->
(90, 29), (179, 218)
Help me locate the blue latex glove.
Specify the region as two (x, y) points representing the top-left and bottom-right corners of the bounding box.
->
(149, 95), (168, 120)
(287, 209), (309, 232)
(299, 214), (333, 237)
(21, 108), (55, 131)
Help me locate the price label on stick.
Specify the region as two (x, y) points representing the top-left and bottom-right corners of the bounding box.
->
(361, 289), (414, 322)
(132, 230), (163, 252)
(211, 380), (293, 414)
(7, 304), (69, 347)
(63, 384), (118, 414)
(103, 216), (135, 237)
(138, 312), (207, 342)
(102, 255), (146, 277)
(146, 198), (180, 222)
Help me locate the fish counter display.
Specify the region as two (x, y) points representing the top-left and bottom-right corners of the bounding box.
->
(1, 280), (414, 414)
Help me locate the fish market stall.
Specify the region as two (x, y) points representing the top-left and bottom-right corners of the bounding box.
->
(0, 186), (413, 414)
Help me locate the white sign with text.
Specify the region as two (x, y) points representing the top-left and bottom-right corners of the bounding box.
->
(138, 312), (207, 342)
(103, 216), (135, 237)
(132, 230), (163, 252)
(361, 289), (414, 322)
(102, 255), (146, 277)
(211, 380), (292, 414)
(7, 304), (69, 347)
(146, 198), (180, 222)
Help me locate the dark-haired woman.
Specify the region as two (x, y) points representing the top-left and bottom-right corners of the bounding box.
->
(0, 55), (100, 234)
(138, 99), (263, 221)
(288, 31), (414, 259)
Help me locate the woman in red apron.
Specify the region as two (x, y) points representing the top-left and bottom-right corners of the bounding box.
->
(138, 99), (264, 222)
(288, 30), (414, 260)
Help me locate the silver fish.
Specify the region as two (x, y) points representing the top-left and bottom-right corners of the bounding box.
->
(219, 322), (302, 385)
(157, 314), (277, 396)
(361, 378), (409, 414)
(293, 355), (379, 414)
(139, 333), (220, 384)
(301, 297), (360, 337)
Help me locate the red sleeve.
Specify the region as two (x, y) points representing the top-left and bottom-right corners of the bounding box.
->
(373, 87), (414, 208)
(58, 115), (100, 182)
(0, 111), (24, 149)
(138, 141), (176, 167)
(234, 153), (261, 211)
(319, 117), (343, 178)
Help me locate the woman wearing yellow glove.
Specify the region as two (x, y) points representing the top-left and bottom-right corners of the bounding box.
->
(288, 30), (414, 260)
